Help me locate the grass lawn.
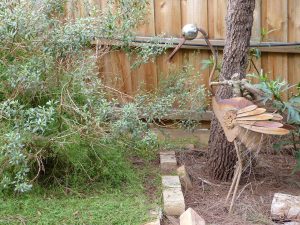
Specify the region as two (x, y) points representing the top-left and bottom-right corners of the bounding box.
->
(0, 162), (161, 225)
(0, 189), (153, 225)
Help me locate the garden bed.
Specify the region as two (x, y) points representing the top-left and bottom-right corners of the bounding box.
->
(162, 149), (300, 225)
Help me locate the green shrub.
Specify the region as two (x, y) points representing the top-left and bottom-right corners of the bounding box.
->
(0, 0), (208, 193)
(0, 0), (151, 193)
(248, 72), (300, 171)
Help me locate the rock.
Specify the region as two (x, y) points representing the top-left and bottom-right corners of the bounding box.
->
(163, 188), (185, 216)
(284, 222), (300, 225)
(160, 151), (176, 155)
(162, 176), (181, 189)
(271, 193), (300, 221)
(177, 165), (193, 190)
(160, 151), (177, 172)
(185, 144), (195, 150)
(180, 208), (206, 225)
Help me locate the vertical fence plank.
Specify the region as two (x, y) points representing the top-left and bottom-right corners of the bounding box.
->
(248, 0), (262, 77)
(262, 0), (288, 42)
(96, 0), (133, 97)
(116, 51), (132, 97)
(181, 0), (187, 28)
(65, 0), (82, 18)
(182, 0), (208, 32)
(251, 0), (262, 42)
(261, 0), (288, 99)
(131, 0), (158, 93)
(288, 0), (300, 94)
(98, 0), (108, 10)
(137, 2), (156, 36)
(155, 0), (183, 82)
(155, 0), (182, 36)
(99, 51), (122, 94)
(181, 0), (210, 87)
(208, 0), (227, 39)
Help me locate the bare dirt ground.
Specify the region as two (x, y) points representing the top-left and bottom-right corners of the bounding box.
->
(162, 149), (300, 225)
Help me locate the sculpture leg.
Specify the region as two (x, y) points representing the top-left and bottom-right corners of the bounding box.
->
(225, 141), (243, 213)
(225, 161), (239, 204)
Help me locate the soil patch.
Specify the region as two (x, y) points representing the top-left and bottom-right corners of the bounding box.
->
(163, 149), (300, 225)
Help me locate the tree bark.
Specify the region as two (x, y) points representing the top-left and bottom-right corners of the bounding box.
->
(207, 0), (256, 181)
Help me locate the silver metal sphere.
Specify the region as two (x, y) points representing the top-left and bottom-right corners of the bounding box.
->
(182, 24), (198, 40)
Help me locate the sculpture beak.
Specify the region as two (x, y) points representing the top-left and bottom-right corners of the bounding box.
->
(167, 38), (186, 62)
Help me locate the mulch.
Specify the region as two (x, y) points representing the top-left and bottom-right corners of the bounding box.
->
(162, 149), (300, 225)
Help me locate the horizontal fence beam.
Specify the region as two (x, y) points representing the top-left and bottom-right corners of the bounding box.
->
(158, 110), (213, 122)
(93, 37), (300, 54)
(112, 107), (213, 122)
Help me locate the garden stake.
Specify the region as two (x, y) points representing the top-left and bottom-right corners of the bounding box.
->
(169, 24), (291, 213)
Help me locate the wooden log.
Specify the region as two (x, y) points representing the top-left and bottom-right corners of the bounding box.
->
(271, 193), (300, 222)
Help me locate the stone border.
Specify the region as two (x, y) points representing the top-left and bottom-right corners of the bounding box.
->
(160, 151), (186, 216)
(144, 149), (206, 225)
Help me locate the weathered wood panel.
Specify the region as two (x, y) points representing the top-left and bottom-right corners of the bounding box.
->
(131, 0), (157, 93)
(208, 0), (227, 39)
(261, 0), (289, 99)
(288, 0), (300, 94)
(69, 0), (300, 96)
(155, 0), (183, 82)
(181, 0), (209, 87)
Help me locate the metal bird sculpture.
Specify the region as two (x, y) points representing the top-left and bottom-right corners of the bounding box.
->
(168, 24), (290, 213)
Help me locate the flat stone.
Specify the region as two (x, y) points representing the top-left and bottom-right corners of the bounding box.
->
(180, 208), (206, 225)
(163, 188), (185, 216)
(160, 151), (175, 155)
(271, 193), (300, 221)
(177, 166), (193, 190)
(162, 176), (181, 189)
(284, 223), (300, 225)
(160, 152), (177, 171)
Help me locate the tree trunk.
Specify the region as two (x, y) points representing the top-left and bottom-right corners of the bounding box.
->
(207, 0), (256, 181)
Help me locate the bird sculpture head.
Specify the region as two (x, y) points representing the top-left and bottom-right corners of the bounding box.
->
(182, 24), (198, 40)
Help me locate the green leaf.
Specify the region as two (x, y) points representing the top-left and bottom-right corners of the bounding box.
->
(293, 151), (300, 174)
(201, 59), (213, 70)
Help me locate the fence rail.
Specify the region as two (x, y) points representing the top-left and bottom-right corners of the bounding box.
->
(94, 37), (300, 53)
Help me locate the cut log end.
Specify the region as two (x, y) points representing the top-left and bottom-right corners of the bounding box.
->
(271, 193), (300, 222)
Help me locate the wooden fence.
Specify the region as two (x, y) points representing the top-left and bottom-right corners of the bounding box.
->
(69, 0), (300, 96)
